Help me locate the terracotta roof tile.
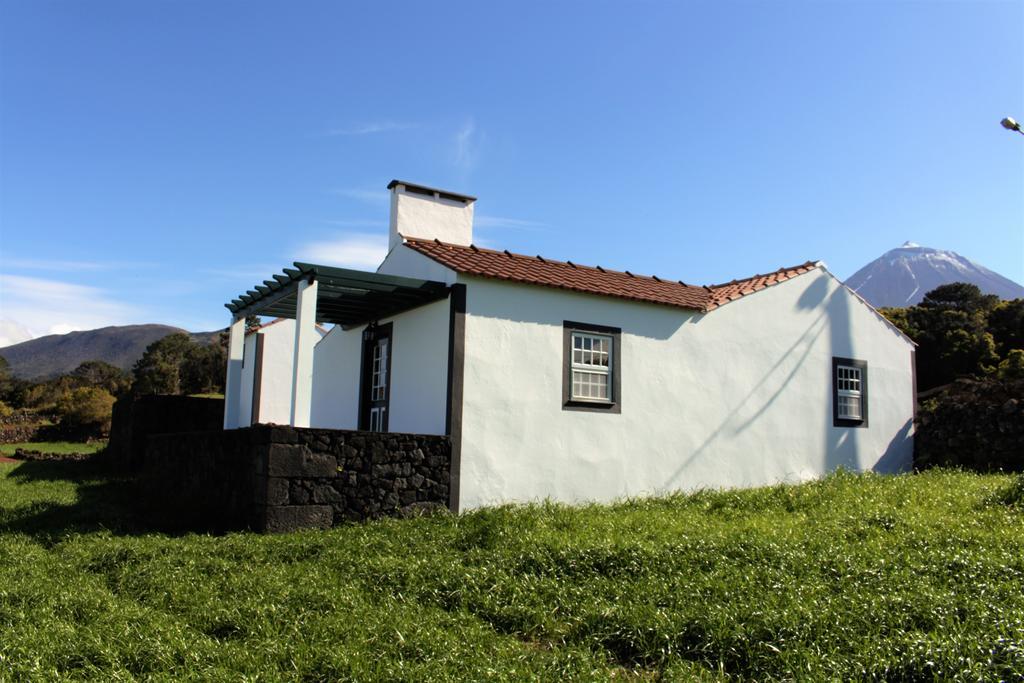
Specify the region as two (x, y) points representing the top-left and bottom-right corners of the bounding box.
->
(403, 236), (817, 313)
(705, 262), (819, 310)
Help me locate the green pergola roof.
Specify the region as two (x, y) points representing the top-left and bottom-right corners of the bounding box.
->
(225, 262), (450, 327)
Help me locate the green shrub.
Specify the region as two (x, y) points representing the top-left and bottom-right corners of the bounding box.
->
(54, 387), (116, 436)
(997, 349), (1024, 380)
(989, 473), (1024, 508)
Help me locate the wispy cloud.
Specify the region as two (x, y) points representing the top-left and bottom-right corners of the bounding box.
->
(474, 214), (546, 231)
(2, 257), (159, 272)
(452, 117), (482, 172)
(294, 233), (388, 270)
(330, 188), (389, 205)
(0, 274), (141, 345)
(326, 121), (418, 136)
(0, 319), (33, 348)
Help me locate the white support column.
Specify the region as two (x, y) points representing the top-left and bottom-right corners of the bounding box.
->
(223, 315), (246, 429)
(290, 277), (318, 427)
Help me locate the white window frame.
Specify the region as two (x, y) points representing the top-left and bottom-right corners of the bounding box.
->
(570, 331), (613, 403)
(836, 365), (862, 420)
(369, 406), (386, 432)
(371, 338), (388, 402)
(563, 321), (621, 413)
(833, 357), (868, 427)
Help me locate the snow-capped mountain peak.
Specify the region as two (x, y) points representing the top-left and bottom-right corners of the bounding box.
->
(845, 244), (1024, 308)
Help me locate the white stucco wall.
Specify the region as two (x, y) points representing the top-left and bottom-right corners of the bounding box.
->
(309, 322), (362, 430)
(377, 243), (458, 284)
(388, 186), (474, 251)
(310, 297), (451, 435)
(257, 320), (302, 425)
(238, 333), (257, 426)
(456, 268), (915, 510)
(234, 319), (327, 427)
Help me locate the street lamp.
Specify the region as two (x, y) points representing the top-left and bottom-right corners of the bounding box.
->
(1001, 117), (1024, 135)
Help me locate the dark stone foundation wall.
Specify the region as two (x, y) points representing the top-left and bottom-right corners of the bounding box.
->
(109, 395), (226, 471)
(141, 425), (451, 533)
(915, 378), (1023, 472)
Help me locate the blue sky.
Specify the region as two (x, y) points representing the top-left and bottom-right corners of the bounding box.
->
(1, 0), (1022, 343)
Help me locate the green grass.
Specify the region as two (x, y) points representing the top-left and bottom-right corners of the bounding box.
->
(0, 441), (107, 457)
(0, 464), (1022, 681)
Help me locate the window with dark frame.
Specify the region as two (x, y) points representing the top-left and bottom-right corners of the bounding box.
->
(832, 357), (868, 428)
(563, 321), (621, 413)
(359, 323), (393, 432)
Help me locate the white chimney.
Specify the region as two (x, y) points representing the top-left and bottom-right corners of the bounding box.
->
(387, 180), (475, 251)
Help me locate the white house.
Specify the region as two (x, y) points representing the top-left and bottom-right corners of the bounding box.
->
(235, 318), (328, 428)
(224, 180), (916, 511)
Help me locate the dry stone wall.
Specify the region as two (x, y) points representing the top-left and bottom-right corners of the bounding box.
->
(915, 378), (1024, 472)
(254, 427), (451, 531)
(0, 411), (54, 444)
(108, 395), (225, 471)
(141, 425), (451, 533)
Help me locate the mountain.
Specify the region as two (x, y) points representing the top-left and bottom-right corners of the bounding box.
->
(845, 243), (1024, 309)
(0, 324), (223, 380)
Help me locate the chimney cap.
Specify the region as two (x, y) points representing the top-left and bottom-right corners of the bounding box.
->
(387, 179), (477, 203)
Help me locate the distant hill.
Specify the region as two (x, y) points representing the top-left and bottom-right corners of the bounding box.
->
(0, 324), (223, 380)
(845, 243), (1024, 308)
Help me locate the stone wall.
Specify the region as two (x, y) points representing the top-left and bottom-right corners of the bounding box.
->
(254, 426), (451, 531)
(108, 394), (226, 471)
(915, 377), (1024, 472)
(140, 425), (451, 532)
(142, 428), (260, 532)
(0, 411), (54, 444)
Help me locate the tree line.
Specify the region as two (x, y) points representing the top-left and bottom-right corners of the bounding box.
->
(880, 283), (1023, 391)
(0, 330), (236, 437)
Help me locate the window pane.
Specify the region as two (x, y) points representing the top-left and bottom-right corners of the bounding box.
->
(572, 370), (609, 400)
(572, 333), (613, 369)
(838, 366), (862, 394)
(838, 395), (861, 419)
(569, 332), (615, 402)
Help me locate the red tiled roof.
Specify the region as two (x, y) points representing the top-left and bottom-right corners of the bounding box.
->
(403, 236), (817, 313)
(705, 262), (820, 310)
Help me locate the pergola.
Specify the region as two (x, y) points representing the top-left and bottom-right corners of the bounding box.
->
(222, 262), (450, 429)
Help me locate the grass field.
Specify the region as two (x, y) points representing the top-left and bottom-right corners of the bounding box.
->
(0, 441), (107, 457)
(0, 462), (1021, 681)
